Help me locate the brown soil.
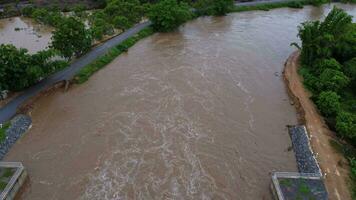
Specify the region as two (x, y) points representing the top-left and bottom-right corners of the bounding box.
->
(283, 51), (352, 200)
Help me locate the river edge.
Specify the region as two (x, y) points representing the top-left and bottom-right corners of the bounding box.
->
(283, 51), (352, 200)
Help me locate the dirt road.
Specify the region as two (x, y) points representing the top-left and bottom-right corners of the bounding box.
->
(283, 51), (352, 200)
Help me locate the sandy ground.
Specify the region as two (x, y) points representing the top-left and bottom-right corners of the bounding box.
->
(283, 51), (352, 200)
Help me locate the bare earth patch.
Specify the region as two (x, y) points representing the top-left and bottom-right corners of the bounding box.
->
(283, 51), (352, 200)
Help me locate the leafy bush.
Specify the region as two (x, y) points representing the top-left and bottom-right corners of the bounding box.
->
(0, 122), (10, 143)
(336, 111), (356, 139)
(350, 158), (356, 180)
(316, 91), (341, 117)
(310, 0), (328, 6)
(104, 0), (144, 25)
(89, 10), (115, 40)
(312, 58), (342, 75)
(113, 16), (131, 31)
(319, 69), (350, 92)
(288, 1), (304, 8)
(298, 66), (322, 93)
(148, 0), (192, 32)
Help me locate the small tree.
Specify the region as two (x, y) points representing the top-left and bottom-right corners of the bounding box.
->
(336, 111), (356, 139)
(113, 16), (131, 31)
(148, 0), (192, 32)
(213, 0), (234, 16)
(51, 17), (92, 59)
(194, 0), (233, 16)
(316, 91), (341, 117)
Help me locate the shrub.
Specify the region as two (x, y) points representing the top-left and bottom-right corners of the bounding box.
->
(312, 58), (342, 75)
(0, 122), (10, 143)
(288, 1), (304, 8)
(344, 58), (356, 92)
(298, 66), (322, 93)
(316, 91), (341, 117)
(319, 69), (350, 92)
(148, 0), (192, 32)
(21, 6), (34, 16)
(104, 0), (144, 25)
(194, 0), (234, 16)
(336, 111), (356, 139)
(113, 16), (131, 31)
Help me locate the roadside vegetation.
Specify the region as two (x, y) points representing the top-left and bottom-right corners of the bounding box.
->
(294, 7), (356, 198)
(0, 122), (10, 143)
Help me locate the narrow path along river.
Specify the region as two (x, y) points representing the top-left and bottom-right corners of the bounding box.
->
(5, 4), (356, 200)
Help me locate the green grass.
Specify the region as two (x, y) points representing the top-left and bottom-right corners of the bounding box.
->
(2, 168), (14, 179)
(74, 27), (155, 84)
(280, 178), (293, 187)
(0, 122), (11, 143)
(0, 181), (7, 191)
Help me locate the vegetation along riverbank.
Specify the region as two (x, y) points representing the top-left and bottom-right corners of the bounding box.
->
(285, 7), (356, 199)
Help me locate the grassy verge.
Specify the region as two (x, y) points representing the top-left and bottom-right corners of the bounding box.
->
(0, 122), (10, 143)
(232, 0), (315, 12)
(330, 139), (356, 199)
(74, 27), (155, 84)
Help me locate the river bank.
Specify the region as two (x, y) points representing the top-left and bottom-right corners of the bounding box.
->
(283, 51), (352, 200)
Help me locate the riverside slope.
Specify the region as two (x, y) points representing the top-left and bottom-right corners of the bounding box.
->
(283, 51), (352, 200)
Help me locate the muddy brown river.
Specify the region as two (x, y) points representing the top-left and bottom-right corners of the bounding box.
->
(4, 4), (356, 200)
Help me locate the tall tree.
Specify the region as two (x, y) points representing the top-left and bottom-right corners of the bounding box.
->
(51, 17), (92, 59)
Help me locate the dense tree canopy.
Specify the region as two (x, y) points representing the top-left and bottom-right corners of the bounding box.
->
(148, 0), (192, 32)
(51, 17), (92, 59)
(297, 7), (356, 144)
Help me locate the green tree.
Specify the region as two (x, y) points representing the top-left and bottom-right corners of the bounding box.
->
(104, 0), (143, 25)
(51, 17), (92, 59)
(194, 0), (233, 16)
(113, 16), (131, 31)
(336, 111), (356, 139)
(0, 44), (64, 91)
(316, 91), (341, 117)
(319, 69), (350, 92)
(148, 0), (192, 32)
(213, 0), (234, 16)
(312, 58), (342, 75)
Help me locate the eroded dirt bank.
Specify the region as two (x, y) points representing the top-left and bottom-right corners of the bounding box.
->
(283, 51), (352, 200)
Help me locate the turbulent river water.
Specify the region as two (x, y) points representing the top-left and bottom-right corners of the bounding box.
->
(4, 3), (356, 200)
(0, 16), (52, 53)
